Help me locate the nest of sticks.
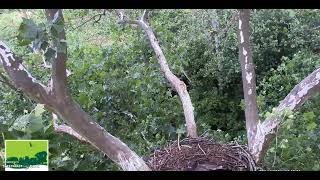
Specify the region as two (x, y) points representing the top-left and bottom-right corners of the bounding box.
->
(146, 137), (257, 171)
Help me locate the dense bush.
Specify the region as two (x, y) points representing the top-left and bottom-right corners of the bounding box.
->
(0, 9), (319, 170)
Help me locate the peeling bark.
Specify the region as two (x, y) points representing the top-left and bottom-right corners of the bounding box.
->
(237, 9), (259, 150)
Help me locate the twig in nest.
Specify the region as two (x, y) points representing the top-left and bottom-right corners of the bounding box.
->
(181, 145), (192, 148)
(177, 135), (181, 151)
(198, 144), (206, 155)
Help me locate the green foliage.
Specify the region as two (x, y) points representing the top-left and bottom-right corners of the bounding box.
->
(17, 18), (46, 46)
(0, 9), (320, 171)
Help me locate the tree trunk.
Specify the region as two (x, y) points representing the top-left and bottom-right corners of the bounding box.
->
(237, 9), (259, 151)
(236, 9), (320, 164)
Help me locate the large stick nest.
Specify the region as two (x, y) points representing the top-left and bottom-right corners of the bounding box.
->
(146, 137), (257, 171)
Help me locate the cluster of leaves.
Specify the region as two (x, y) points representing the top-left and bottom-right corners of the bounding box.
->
(0, 9), (319, 171)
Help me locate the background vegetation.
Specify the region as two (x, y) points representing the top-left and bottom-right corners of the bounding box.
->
(0, 9), (319, 170)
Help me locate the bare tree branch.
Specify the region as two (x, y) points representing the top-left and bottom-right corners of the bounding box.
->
(251, 67), (320, 163)
(116, 10), (198, 138)
(237, 9), (259, 153)
(68, 10), (107, 32)
(141, 9), (150, 22)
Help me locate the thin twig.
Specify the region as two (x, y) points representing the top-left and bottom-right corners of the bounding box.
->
(177, 134), (181, 151)
(68, 10), (106, 32)
(181, 69), (192, 85)
(141, 9), (150, 22)
(198, 143), (206, 155)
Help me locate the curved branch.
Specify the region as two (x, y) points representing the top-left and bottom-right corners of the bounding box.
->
(69, 10), (106, 31)
(119, 10), (198, 138)
(251, 67), (320, 163)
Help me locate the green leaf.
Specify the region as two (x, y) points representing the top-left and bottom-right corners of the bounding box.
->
(34, 104), (45, 117)
(11, 114), (31, 132)
(265, 111), (273, 118)
(132, 72), (140, 79)
(285, 118), (294, 130)
(44, 47), (57, 62)
(11, 113), (44, 133)
(27, 115), (43, 133)
(303, 112), (316, 122)
(43, 124), (53, 134)
(57, 39), (67, 54)
(288, 115), (294, 119)
(79, 92), (89, 106)
(49, 11), (65, 38)
(306, 122), (317, 131)
(288, 10), (296, 18)
(17, 18), (43, 46)
(40, 41), (49, 51)
(176, 124), (186, 135)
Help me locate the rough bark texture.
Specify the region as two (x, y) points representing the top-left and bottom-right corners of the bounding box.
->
(0, 9), (150, 171)
(251, 67), (320, 163)
(237, 9), (259, 151)
(119, 10), (198, 138)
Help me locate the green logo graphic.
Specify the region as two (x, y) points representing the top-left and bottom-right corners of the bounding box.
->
(5, 140), (48, 171)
